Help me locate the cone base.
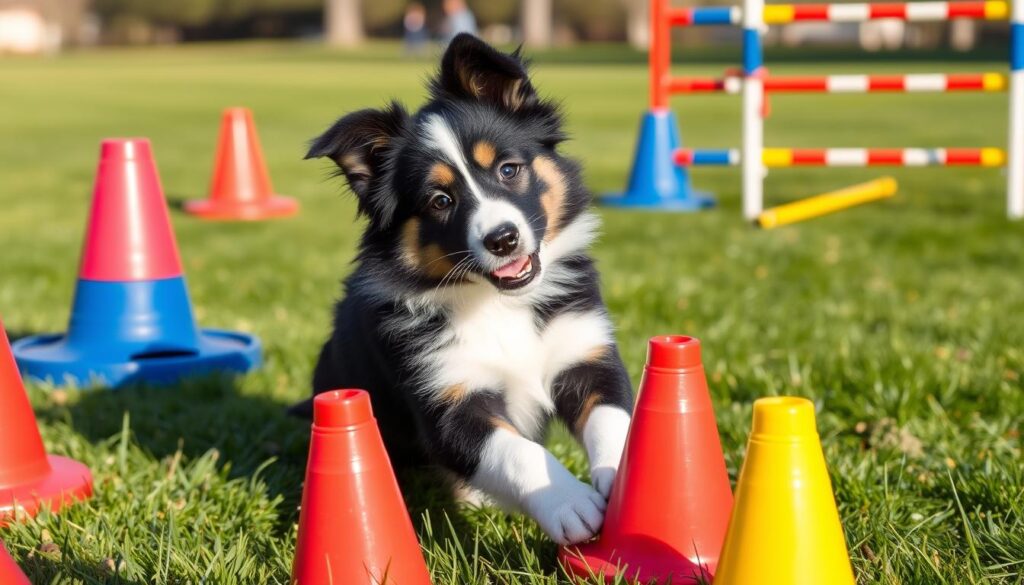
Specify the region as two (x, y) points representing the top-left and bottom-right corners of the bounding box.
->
(12, 328), (261, 388)
(560, 538), (714, 584)
(183, 195), (299, 221)
(0, 455), (93, 526)
(601, 191), (716, 211)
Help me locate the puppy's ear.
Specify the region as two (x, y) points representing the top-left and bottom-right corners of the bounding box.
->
(432, 33), (538, 112)
(306, 102), (409, 226)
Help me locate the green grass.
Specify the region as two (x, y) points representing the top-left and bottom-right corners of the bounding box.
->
(0, 41), (1022, 584)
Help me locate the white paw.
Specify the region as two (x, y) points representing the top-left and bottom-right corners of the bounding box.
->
(590, 465), (618, 500)
(526, 480), (607, 546)
(583, 405), (630, 500)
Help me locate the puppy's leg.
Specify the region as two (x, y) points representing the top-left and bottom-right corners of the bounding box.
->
(431, 392), (606, 545)
(553, 347), (634, 499)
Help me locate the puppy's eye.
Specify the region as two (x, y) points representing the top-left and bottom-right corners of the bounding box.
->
(498, 163), (521, 181)
(430, 193), (453, 211)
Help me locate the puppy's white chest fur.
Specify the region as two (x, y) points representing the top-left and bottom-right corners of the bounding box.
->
(426, 291), (612, 437)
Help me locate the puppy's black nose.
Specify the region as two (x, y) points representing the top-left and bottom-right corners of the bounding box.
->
(483, 223), (520, 257)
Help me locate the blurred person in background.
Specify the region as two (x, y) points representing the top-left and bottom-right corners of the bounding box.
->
(403, 2), (428, 53)
(442, 0), (477, 44)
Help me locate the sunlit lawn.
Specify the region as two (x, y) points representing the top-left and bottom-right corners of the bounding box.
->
(0, 41), (1021, 583)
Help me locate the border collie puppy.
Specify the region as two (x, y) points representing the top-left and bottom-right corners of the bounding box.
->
(292, 34), (633, 546)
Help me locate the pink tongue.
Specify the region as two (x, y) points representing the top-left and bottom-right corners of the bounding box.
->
(492, 256), (530, 279)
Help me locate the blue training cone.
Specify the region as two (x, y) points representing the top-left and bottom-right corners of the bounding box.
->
(13, 138), (261, 388)
(602, 109), (715, 211)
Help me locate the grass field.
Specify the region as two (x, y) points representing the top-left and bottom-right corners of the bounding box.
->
(0, 41), (1022, 584)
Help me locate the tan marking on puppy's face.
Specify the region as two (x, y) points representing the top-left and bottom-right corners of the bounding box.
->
(574, 393), (604, 435)
(472, 141), (496, 168)
(420, 244), (456, 278)
(400, 218), (456, 278)
(490, 417), (519, 434)
(439, 383), (468, 403)
(400, 218), (423, 269)
(584, 345), (609, 363)
(532, 156), (567, 241)
(428, 162), (456, 187)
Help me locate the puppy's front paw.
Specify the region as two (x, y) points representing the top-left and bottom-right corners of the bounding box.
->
(590, 465), (617, 500)
(526, 480), (607, 546)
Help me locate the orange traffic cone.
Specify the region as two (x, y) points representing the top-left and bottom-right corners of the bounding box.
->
(560, 335), (733, 583)
(713, 397), (856, 584)
(184, 107), (299, 220)
(0, 541), (30, 585)
(0, 317), (92, 524)
(291, 389), (432, 585)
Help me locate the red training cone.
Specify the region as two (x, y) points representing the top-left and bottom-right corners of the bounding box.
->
(560, 335), (733, 583)
(292, 389), (432, 585)
(0, 541), (30, 585)
(0, 317), (92, 524)
(184, 107), (299, 220)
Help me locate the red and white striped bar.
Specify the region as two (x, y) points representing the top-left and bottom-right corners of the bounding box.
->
(676, 1), (1009, 25)
(764, 0), (1009, 22)
(674, 147), (1007, 167)
(667, 72), (1007, 94)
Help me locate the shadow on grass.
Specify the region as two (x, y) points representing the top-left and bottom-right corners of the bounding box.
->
(32, 375), (310, 526)
(29, 374), (488, 543)
(164, 195), (189, 213)
(4, 329), (42, 344)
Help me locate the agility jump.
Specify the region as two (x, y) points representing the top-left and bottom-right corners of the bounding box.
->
(606, 0), (1024, 223)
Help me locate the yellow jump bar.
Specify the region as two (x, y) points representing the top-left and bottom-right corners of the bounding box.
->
(757, 177), (899, 229)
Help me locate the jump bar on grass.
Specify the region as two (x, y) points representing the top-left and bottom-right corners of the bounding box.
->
(667, 72), (1007, 94)
(674, 148), (1007, 167)
(672, 1), (1008, 25)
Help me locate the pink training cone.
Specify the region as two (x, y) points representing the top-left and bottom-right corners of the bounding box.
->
(0, 317), (92, 524)
(79, 138), (184, 282)
(184, 107), (299, 220)
(11, 138), (262, 387)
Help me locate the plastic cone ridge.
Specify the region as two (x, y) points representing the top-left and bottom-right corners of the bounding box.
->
(713, 397), (856, 585)
(560, 335), (733, 583)
(79, 138), (184, 282)
(184, 107), (298, 221)
(0, 318), (93, 523)
(291, 389), (431, 585)
(0, 541), (30, 585)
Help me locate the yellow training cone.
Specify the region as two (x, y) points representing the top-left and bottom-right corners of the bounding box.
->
(714, 397), (855, 585)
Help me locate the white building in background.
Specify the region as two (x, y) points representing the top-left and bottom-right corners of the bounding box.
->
(0, 5), (58, 54)
(0, 0), (94, 55)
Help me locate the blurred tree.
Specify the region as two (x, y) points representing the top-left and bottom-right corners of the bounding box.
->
(623, 0), (648, 48)
(470, 0), (516, 27)
(362, 0), (404, 32)
(556, 0), (627, 41)
(522, 0), (552, 47)
(325, 0), (363, 46)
